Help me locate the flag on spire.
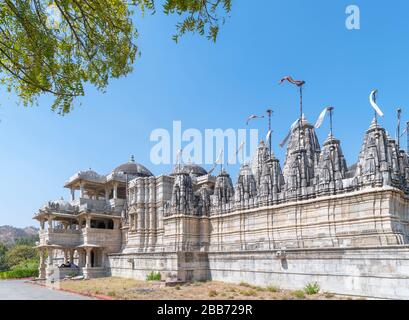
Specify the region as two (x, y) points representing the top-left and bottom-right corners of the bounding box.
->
(279, 118), (300, 148)
(266, 130), (273, 144)
(314, 107), (331, 129)
(279, 76), (306, 87)
(208, 149), (224, 175)
(246, 114), (265, 125)
(369, 89), (384, 117)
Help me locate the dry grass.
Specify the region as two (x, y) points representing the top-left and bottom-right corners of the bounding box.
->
(59, 277), (351, 300)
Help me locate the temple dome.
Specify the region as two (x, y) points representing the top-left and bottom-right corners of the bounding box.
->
(173, 163), (208, 177)
(113, 156), (153, 177)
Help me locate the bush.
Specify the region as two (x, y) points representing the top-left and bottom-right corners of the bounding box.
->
(304, 282), (320, 295)
(0, 268), (38, 279)
(11, 258), (39, 271)
(146, 271), (161, 281)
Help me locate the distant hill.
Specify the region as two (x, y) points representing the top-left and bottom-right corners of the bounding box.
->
(0, 225), (39, 246)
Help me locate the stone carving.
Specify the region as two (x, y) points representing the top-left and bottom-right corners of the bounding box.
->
(211, 169), (234, 214)
(168, 171), (195, 215)
(315, 133), (347, 195)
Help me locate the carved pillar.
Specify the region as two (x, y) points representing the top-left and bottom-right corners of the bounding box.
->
(47, 248), (54, 267)
(80, 182), (85, 198)
(136, 179), (145, 250)
(39, 249), (46, 278)
(86, 217), (91, 229)
(47, 217), (53, 230)
(70, 188), (75, 201)
(85, 248), (91, 268)
(69, 250), (74, 264)
(113, 183), (118, 200)
(63, 249), (69, 264)
(144, 178), (150, 250)
(149, 177), (157, 250)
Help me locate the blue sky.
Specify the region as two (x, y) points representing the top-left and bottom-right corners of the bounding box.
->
(1, 0), (409, 227)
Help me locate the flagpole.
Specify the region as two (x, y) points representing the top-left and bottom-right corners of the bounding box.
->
(397, 108), (402, 149)
(407, 121), (409, 154)
(299, 86), (303, 150)
(373, 92), (378, 126)
(328, 106), (334, 138)
(266, 109), (273, 157)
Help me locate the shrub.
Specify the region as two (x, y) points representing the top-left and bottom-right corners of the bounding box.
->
(107, 291), (117, 297)
(0, 268), (38, 279)
(304, 282), (320, 295)
(146, 271), (161, 281)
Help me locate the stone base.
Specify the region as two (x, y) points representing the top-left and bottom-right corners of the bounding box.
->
(107, 252), (210, 282)
(82, 267), (107, 279)
(108, 246), (409, 299)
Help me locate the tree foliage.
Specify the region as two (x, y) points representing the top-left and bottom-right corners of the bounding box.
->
(0, 243), (7, 271)
(0, 0), (231, 114)
(5, 244), (38, 267)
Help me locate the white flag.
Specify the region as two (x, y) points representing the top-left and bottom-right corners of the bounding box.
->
(208, 149), (224, 175)
(266, 130), (273, 144)
(314, 107), (330, 129)
(246, 114), (265, 125)
(369, 89), (384, 117)
(215, 149), (224, 164)
(236, 141), (245, 156)
(279, 119), (300, 148)
(401, 126), (408, 138)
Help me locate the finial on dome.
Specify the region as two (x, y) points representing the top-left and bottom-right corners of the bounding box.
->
(130, 155), (135, 163)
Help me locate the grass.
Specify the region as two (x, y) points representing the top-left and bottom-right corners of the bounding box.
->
(267, 286), (280, 293)
(146, 271), (161, 281)
(304, 283), (320, 295)
(240, 289), (258, 297)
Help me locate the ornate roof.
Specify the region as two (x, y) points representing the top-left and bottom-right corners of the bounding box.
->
(113, 156), (153, 177)
(172, 163), (208, 177)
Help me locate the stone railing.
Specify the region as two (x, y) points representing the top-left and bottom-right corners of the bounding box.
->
(40, 229), (83, 247)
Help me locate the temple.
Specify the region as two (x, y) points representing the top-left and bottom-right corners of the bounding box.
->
(34, 116), (409, 299)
